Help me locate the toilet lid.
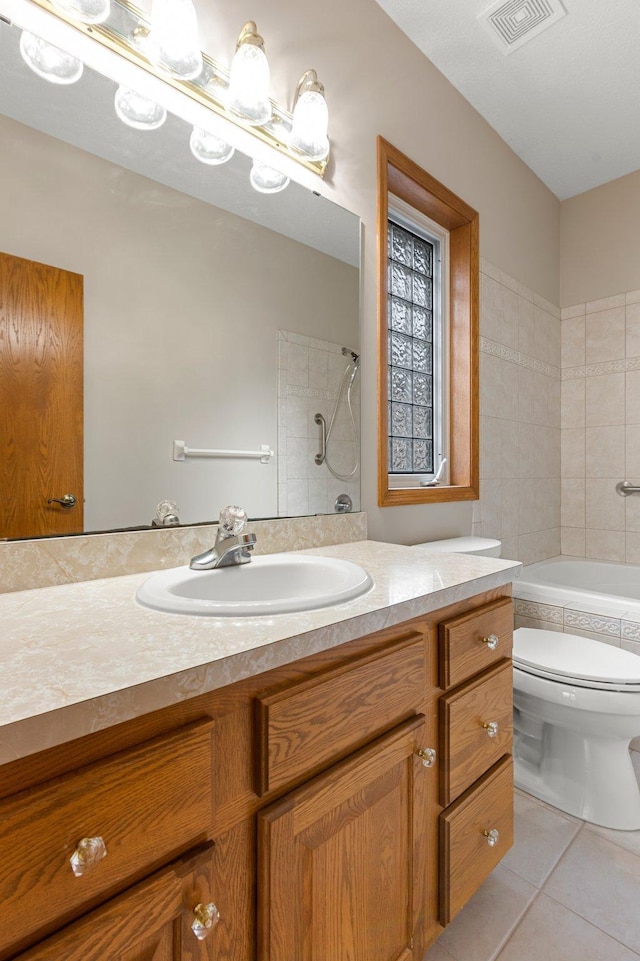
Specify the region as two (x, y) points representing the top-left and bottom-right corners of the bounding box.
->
(513, 628), (640, 690)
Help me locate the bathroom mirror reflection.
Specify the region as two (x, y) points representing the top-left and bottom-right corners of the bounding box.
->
(0, 18), (360, 540)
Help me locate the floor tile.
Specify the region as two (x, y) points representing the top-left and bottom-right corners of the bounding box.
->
(500, 791), (582, 887)
(494, 893), (640, 961)
(585, 820), (640, 858)
(435, 864), (537, 961)
(544, 830), (640, 953)
(424, 942), (455, 960)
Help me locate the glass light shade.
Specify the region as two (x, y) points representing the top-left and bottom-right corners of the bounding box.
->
(19, 31), (84, 84)
(290, 90), (329, 161)
(189, 127), (234, 165)
(147, 0), (202, 80)
(227, 43), (272, 126)
(249, 161), (289, 194)
(114, 86), (167, 130)
(50, 0), (110, 25)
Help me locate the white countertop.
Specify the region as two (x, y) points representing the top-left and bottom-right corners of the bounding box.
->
(0, 540), (520, 762)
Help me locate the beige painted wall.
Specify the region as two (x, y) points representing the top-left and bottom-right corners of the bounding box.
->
(560, 169), (640, 307)
(0, 115), (358, 531)
(137, 0), (561, 546)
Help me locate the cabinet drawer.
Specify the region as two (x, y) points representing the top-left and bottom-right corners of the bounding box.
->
(13, 844), (216, 961)
(0, 720), (213, 959)
(439, 597), (513, 690)
(439, 660), (513, 806)
(439, 756), (513, 925)
(255, 633), (427, 795)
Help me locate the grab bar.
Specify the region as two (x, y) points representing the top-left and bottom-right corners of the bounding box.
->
(314, 413), (327, 465)
(616, 480), (640, 496)
(173, 441), (274, 464)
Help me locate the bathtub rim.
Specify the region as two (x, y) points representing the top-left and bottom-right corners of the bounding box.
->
(513, 554), (640, 621)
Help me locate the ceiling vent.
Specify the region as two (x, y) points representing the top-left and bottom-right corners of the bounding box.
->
(478, 0), (567, 54)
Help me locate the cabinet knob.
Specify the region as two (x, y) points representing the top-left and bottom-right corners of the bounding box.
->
(483, 828), (500, 847)
(70, 836), (107, 877)
(482, 720), (499, 738)
(192, 902), (220, 940)
(416, 747), (436, 768)
(481, 633), (499, 650)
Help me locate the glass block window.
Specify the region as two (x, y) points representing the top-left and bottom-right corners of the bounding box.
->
(387, 219), (435, 474)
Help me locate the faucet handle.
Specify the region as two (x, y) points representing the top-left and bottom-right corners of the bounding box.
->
(218, 505), (248, 537)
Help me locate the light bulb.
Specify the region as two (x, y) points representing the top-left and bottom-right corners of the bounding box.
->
(20, 31), (84, 85)
(114, 86), (167, 130)
(249, 161), (289, 194)
(50, 0), (110, 25)
(227, 22), (272, 126)
(147, 0), (202, 80)
(189, 127), (235, 165)
(290, 87), (329, 161)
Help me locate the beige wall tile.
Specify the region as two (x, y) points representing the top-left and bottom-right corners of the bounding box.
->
(626, 370), (640, 424)
(561, 479), (585, 528)
(585, 528), (626, 561)
(561, 303), (585, 320)
(625, 301), (640, 358)
(585, 308), (626, 364)
(518, 528), (560, 565)
(502, 285), (520, 351)
(585, 426), (625, 478)
(561, 378), (585, 429)
(586, 478), (626, 530)
(625, 498), (640, 534)
(561, 316), (585, 368)
(625, 289), (640, 306)
(585, 373), (625, 427)
(625, 531), (640, 564)
(586, 293), (626, 313)
(625, 425), (640, 476)
(561, 527), (586, 556)
(480, 273), (504, 344)
(561, 428), (585, 477)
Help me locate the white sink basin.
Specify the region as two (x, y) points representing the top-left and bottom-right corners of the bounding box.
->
(135, 553), (374, 617)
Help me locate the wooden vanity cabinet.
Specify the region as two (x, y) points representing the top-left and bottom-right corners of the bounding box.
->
(0, 587), (514, 961)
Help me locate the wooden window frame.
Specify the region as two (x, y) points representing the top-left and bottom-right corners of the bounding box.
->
(377, 137), (479, 506)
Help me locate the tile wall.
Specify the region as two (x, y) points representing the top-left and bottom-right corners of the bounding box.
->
(475, 261), (561, 565)
(277, 331), (360, 517)
(561, 290), (640, 562)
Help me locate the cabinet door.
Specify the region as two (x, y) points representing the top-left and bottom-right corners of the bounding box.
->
(258, 715), (431, 961)
(14, 845), (218, 961)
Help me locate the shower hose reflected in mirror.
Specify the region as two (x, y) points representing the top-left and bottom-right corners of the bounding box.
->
(316, 347), (360, 482)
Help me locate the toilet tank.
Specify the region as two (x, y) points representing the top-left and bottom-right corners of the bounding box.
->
(413, 536), (502, 558)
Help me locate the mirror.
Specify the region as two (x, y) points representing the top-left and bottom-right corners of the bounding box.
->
(0, 18), (360, 540)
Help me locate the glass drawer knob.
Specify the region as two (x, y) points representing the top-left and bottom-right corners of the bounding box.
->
(482, 633), (499, 650)
(70, 836), (107, 877)
(417, 747), (436, 768)
(482, 720), (499, 738)
(192, 902), (220, 940)
(483, 828), (500, 847)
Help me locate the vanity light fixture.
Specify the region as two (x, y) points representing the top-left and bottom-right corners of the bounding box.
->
(189, 126), (235, 165)
(19, 29), (84, 83)
(249, 160), (289, 194)
(14, 0), (331, 182)
(145, 0), (202, 80)
(50, 0), (110, 25)
(114, 84), (167, 129)
(226, 21), (272, 126)
(290, 69), (329, 162)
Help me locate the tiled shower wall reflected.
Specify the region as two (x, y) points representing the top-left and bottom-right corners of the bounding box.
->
(561, 291), (640, 562)
(475, 260), (561, 564)
(277, 331), (360, 517)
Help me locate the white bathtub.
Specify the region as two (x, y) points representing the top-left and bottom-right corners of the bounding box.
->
(514, 556), (640, 619)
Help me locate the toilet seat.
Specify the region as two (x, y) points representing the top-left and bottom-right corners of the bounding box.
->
(513, 628), (640, 692)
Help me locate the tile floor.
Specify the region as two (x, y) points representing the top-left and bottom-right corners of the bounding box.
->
(425, 754), (640, 961)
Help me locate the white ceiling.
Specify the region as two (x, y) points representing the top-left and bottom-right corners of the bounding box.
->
(373, 0), (640, 200)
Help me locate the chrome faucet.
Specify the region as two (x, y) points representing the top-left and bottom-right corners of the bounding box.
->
(189, 505), (256, 570)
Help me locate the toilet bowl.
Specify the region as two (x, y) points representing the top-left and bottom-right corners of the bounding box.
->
(413, 536), (502, 557)
(513, 627), (640, 830)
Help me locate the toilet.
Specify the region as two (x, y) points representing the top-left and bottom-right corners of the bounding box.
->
(513, 628), (640, 830)
(413, 536), (502, 557)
